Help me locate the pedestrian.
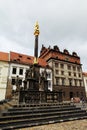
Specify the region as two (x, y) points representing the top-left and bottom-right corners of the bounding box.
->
(82, 97), (85, 107)
(71, 97), (74, 105)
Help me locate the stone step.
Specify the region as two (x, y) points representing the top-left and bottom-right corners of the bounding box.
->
(2, 106), (81, 116)
(0, 103), (87, 129)
(8, 106), (76, 111)
(13, 102), (70, 107)
(0, 112), (87, 129)
(8, 104), (75, 111)
(0, 109), (85, 122)
(1, 116), (87, 130)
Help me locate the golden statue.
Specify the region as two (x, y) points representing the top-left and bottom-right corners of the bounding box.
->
(34, 21), (40, 36)
(34, 57), (38, 64)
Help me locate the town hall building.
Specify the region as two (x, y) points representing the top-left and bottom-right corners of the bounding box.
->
(39, 45), (86, 101)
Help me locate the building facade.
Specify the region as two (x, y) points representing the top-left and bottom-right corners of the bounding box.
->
(0, 52), (9, 100)
(0, 51), (52, 101)
(39, 45), (86, 101)
(0, 48), (86, 101)
(9, 51), (52, 92)
(83, 72), (87, 97)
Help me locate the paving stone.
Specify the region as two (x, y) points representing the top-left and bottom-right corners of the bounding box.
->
(20, 119), (87, 130)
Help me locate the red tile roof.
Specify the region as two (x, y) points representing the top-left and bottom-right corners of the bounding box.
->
(10, 51), (48, 68)
(10, 51), (33, 65)
(40, 45), (81, 64)
(83, 72), (87, 77)
(0, 52), (9, 62)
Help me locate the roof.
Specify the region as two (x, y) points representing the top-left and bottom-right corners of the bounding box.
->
(0, 52), (9, 62)
(10, 51), (49, 68)
(40, 46), (80, 64)
(83, 72), (87, 77)
(40, 45), (80, 58)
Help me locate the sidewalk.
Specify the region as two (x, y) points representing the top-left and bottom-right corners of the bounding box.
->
(20, 119), (87, 130)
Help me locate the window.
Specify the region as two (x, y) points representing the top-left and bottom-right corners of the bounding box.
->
(86, 80), (87, 86)
(27, 57), (31, 60)
(79, 80), (82, 86)
(62, 78), (65, 85)
(56, 78), (59, 85)
(68, 65), (71, 70)
(56, 56), (58, 59)
(68, 72), (71, 76)
(65, 57), (69, 61)
(69, 79), (72, 86)
(74, 72), (76, 77)
(48, 81), (51, 88)
(75, 80), (77, 86)
(47, 73), (51, 78)
(55, 70), (59, 75)
(77, 67), (80, 72)
(19, 55), (22, 58)
(61, 71), (64, 75)
(73, 66), (76, 71)
(12, 68), (17, 74)
(19, 68), (23, 75)
(12, 78), (16, 85)
(55, 63), (58, 68)
(0, 67), (2, 75)
(19, 79), (22, 85)
(60, 64), (64, 69)
(78, 73), (81, 78)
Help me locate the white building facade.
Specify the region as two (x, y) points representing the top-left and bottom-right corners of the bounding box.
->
(0, 51), (52, 101)
(9, 63), (52, 92)
(9, 63), (29, 89)
(9, 51), (53, 92)
(40, 67), (52, 91)
(0, 61), (9, 100)
(83, 72), (87, 97)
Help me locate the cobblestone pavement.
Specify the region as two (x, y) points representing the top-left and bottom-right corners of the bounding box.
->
(20, 119), (87, 130)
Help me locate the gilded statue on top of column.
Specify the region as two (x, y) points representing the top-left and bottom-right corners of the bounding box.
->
(34, 21), (40, 36)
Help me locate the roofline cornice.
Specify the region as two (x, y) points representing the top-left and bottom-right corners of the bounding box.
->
(47, 57), (82, 66)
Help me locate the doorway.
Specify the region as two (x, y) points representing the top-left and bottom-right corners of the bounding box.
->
(70, 92), (73, 99)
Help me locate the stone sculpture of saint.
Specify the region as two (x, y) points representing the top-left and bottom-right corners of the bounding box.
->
(15, 75), (20, 91)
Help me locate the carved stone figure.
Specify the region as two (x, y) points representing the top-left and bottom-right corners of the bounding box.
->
(15, 76), (20, 91)
(43, 69), (48, 80)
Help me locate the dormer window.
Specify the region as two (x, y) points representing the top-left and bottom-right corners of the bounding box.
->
(56, 56), (58, 59)
(13, 59), (17, 62)
(65, 57), (69, 61)
(72, 52), (77, 57)
(53, 45), (60, 51)
(27, 57), (31, 60)
(63, 49), (69, 54)
(17, 58), (20, 61)
(19, 55), (22, 58)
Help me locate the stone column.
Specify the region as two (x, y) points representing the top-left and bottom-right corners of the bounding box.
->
(34, 21), (40, 64)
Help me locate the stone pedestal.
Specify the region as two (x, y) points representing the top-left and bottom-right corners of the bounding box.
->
(5, 78), (12, 99)
(44, 80), (48, 92)
(27, 78), (39, 91)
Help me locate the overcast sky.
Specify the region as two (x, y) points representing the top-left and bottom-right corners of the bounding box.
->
(0, 0), (87, 71)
